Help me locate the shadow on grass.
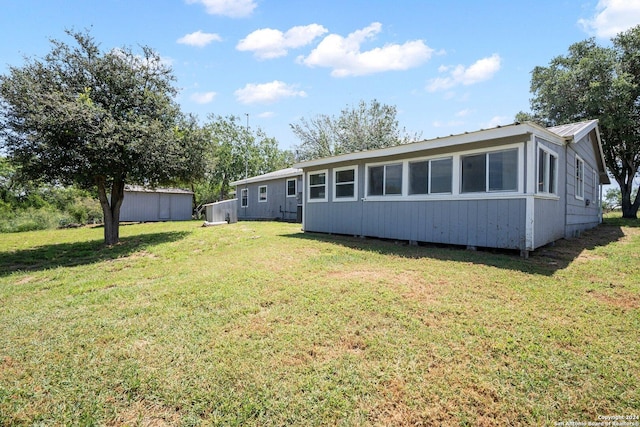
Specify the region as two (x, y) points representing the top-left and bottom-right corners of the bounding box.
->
(280, 222), (629, 276)
(0, 231), (189, 277)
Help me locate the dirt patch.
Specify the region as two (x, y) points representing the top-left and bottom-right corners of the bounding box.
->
(14, 275), (36, 285)
(591, 291), (640, 310)
(108, 400), (181, 427)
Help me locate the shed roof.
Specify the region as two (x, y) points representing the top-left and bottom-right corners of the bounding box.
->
(125, 185), (194, 195)
(231, 167), (302, 186)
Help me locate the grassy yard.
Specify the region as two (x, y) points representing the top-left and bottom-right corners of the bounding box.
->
(1, 218), (638, 426)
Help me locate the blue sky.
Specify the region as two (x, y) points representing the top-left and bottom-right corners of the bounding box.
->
(2, 0), (640, 152)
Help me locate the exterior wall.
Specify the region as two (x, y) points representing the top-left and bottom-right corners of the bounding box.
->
(120, 191), (193, 222)
(237, 176), (302, 221)
(565, 131), (602, 237)
(533, 137), (566, 248)
(205, 199), (238, 223)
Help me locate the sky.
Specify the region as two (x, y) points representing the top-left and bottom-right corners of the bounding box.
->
(2, 0), (640, 153)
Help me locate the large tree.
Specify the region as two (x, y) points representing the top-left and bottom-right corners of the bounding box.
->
(519, 25), (640, 218)
(0, 30), (205, 243)
(291, 99), (421, 161)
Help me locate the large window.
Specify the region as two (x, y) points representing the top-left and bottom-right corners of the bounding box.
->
(286, 178), (296, 197)
(308, 170), (327, 202)
(461, 148), (518, 193)
(368, 163), (402, 196)
(334, 166), (358, 201)
(259, 185), (267, 202)
(575, 156), (584, 200)
(409, 157), (453, 195)
(537, 147), (558, 195)
(240, 188), (248, 208)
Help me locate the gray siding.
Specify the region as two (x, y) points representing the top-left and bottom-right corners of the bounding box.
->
(565, 131), (602, 237)
(205, 199), (238, 223)
(237, 176), (302, 221)
(533, 137), (566, 248)
(120, 191), (193, 222)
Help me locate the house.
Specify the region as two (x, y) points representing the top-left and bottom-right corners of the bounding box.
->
(119, 186), (193, 222)
(293, 120), (610, 256)
(231, 167), (303, 222)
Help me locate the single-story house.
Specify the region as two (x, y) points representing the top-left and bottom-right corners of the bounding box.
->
(119, 186), (193, 222)
(231, 167), (303, 222)
(293, 120), (610, 256)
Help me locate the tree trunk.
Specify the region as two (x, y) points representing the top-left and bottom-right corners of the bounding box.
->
(96, 176), (125, 245)
(618, 178), (640, 219)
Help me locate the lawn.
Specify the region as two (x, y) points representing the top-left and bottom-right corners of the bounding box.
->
(1, 218), (638, 426)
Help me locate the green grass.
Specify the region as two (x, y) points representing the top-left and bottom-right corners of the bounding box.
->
(1, 217), (639, 426)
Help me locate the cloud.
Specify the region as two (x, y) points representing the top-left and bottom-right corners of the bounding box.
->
(234, 81), (307, 104)
(455, 108), (474, 117)
(426, 54), (501, 92)
(237, 24), (328, 59)
(190, 91), (217, 104)
(177, 30), (222, 47)
(578, 0), (640, 38)
(483, 116), (511, 128)
(432, 120), (464, 128)
(185, 0), (256, 18)
(298, 22), (434, 77)
(258, 111), (275, 118)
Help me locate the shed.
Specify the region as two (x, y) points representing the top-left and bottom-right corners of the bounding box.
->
(231, 168), (303, 222)
(203, 199), (238, 225)
(293, 120), (610, 256)
(119, 186), (193, 222)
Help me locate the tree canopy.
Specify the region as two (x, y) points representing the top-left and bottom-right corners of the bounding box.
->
(0, 30), (206, 243)
(518, 25), (640, 218)
(290, 99), (421, 161)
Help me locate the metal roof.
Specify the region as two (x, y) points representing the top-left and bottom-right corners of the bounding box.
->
(547, 119), (598, 141)
(124, 185), (194, 195)
(230, 167), (302, 186)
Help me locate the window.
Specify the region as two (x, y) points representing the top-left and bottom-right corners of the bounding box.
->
(259, 185), (267, 202)
(286, 178), (296, 197)
(537, 147), (558, 195)
(575, 156), (584, 200)
(240, 188), (248, 208)
(368, 163), (402, 196)
(461, 149), (518, 193)
(334, 166), (358, 201)
(308, 170), (327, 202)
(409, 158), (453, 195)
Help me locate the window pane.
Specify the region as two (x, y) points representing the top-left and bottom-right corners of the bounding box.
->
(310, 186), (325, 199)
(241, 189), (248, 207)
(409, 161), (429, 195)
(430, 158), (452, 193)
(461, 154), (486, 193)
(549, 155), (557, 194)
(336, 169), (354, 183)
(385, 164), (402, 195)
(287, 179), (296, 196)
(335, 183), (354, 198)
(368, 166), (384, 196)
(538, 148), (546, 192)
(310, 172), (325, 186)
(489, 149), (518, 191)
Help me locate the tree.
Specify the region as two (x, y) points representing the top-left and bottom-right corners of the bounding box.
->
(0, 30), (205, 244)
(291, 99), (421, 161)
(200, 115), (293, 202)
(519, 25), (640, 218)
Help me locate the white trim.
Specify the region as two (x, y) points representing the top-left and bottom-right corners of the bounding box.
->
(307, 169), (328, 203)
(575, 155), (585, 200)
(240, 188), (249, 208)
(525, 134), (536, 251)
(333, 165), (358, 202)
(406, 156), (454, 196)
(459, 144), (524, 194)
(286, 178), (297, 198)
(537, 144), (559, 195)
(258, 185), (267, 203)
(365, 161), (404, 197)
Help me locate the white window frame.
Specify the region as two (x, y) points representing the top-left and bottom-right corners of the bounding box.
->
(333, 165), (358, 202)
(307, 169), (328, 203)
(365, 162), (403, 197)
(407, 156), (454, 196)
(537, 145), (559, 196)
(240, 188), (248, 208)
(286, 178), (297, 198)
(460, 147), (521, 194)
(575, 155), (585, 200)
(258, 185), (267, 203)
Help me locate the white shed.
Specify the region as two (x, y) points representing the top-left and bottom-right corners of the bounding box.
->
(119, 186), (193, 222)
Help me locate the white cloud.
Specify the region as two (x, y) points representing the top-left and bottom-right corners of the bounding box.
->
(455, 108), (474, 117)
(237, 24), (328, 59)
(426, 54), (501, 92)
(579, 0), (640, 38)
(234, 81), (307, 104)
(190, 91), (217, 104)
(298, 22), (434, 77)
(483, 116), (511, 128)
(185, 0), (256, 18)
(258, 111), (275, 118)
(177, 30), (222, 47)
(432, 120), (464, 128)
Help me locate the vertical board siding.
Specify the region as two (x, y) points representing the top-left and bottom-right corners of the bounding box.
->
(565, 132), (601, 236)
(237, 177), (300, 221)
(120, 191), (192, 222)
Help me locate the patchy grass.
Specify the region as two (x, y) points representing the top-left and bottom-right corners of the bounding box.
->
(0, 218), (638, 426)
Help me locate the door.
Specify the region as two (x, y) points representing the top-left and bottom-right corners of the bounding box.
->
(159, 194), (171, 220)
